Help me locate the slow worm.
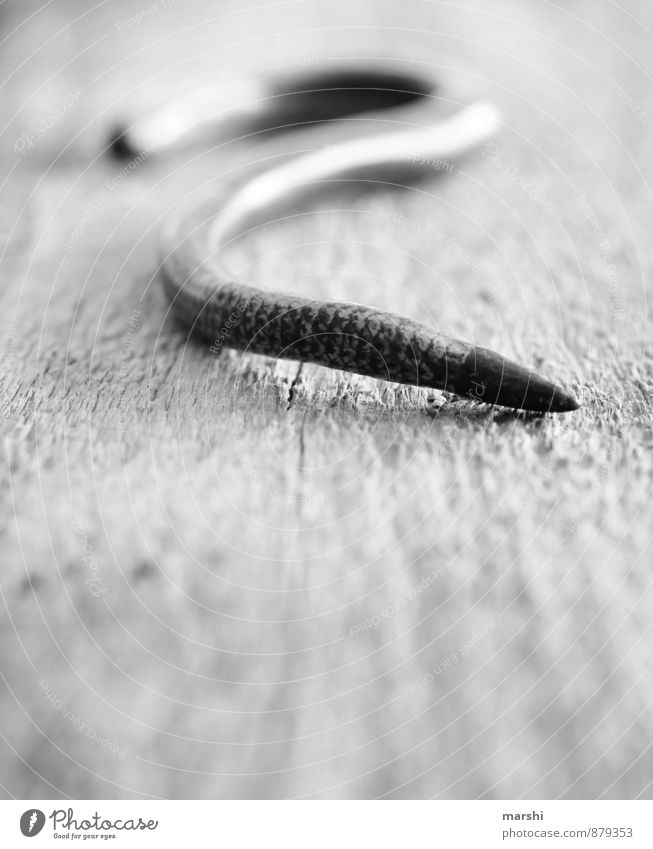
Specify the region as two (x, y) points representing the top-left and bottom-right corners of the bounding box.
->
(113, 65), (579, 413)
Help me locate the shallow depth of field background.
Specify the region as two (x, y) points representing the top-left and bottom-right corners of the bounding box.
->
(1, 0), (652, 798)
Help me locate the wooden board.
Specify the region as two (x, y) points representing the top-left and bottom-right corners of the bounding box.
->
(1, 0), (652, 799)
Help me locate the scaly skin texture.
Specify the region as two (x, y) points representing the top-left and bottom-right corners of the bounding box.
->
(157, 87), (578, 414)
(160, 208), (579, 413)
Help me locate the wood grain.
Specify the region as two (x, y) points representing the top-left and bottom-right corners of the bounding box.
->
(1, 0), (652, 799)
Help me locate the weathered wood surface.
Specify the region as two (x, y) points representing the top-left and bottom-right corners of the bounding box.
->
(1, 0), (652, 799)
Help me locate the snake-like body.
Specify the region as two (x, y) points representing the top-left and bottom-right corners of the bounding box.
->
(151, 69), (578, 413)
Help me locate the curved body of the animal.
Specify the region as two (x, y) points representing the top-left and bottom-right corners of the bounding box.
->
(116, 65), (578, 413)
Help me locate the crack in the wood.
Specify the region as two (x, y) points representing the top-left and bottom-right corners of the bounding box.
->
(149, 357), (177, 404)
(298, 408), (307, 471)
(284, 363), (308, 510)
(295, 407), (309, 513)
(286, 362), (303, 411)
